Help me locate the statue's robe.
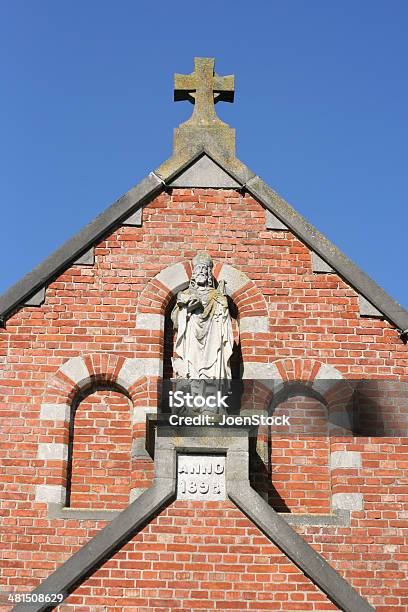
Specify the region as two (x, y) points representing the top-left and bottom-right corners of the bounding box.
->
(171, 287), (233, 379)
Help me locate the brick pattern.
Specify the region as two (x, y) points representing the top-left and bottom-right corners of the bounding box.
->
(58, 501), (338, 612)
(269, 398), (331, 514)
(1, 188), (407, 609)
(69, 390), (132, 510)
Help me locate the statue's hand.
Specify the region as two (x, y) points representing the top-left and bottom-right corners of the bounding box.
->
(177, 293), (190, 306)
(187, 297), (201, 312)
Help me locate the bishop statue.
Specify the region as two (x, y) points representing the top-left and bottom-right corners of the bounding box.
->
(171, 253), (233, 380)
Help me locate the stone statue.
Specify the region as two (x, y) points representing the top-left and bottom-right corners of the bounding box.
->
(171, 253), (233, 380)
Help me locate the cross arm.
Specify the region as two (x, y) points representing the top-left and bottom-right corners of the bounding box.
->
(174, 73), (196, 101)
(174, 74), (235, 102)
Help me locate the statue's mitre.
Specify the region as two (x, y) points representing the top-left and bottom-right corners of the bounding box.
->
(192, 252), (213, 268)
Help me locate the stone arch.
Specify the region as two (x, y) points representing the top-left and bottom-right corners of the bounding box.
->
(214, 262), (268, 324)
(244, 358), (343, 383)
(36, 354), (159, 510)
(136, 261), (269, 341)
(260, 358), (356, 433)
(41, 353), (161, 408)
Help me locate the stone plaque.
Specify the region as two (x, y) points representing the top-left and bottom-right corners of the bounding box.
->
(177, 454), (226, 500)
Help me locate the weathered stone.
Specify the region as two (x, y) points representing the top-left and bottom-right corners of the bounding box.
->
(169, 154), (241, 188)
(38, 443), (68, 461)
(35, 484), (66, 504)
(40, 403), (70, 421)
(74, 247), (95, 265)
(226, 451), (249, 482)
(332, 492), (364, 511)
(60, 356), (89, 386)
(117, 357), (162, 389)
(135, 312), (164, 330)
(311, 251), (334, 273)
(312, 363), (343, 394)
(131, 438), (150, 459)
(171, 253), (233, 380)
(239, 316), (268, 334)
(122, 207), (143, 226)
(242, 362), (281, 380)
(174, 58), (235, 157)
(359, 294), (383, 317)
(25, 287), (46, 307)
(177, 454), (226, 500)
(315, 363), (343, 380)
(216, 263), (248, 296)
(132, 406), (155, 425)
(156, 262), (189, 293)
(265, 209), (288, 230)
(48, 506), (119, 521)
(330, 451), (362, 469)
(129, 488), (147, 502)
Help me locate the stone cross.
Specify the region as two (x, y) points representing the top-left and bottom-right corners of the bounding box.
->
(174, 57), (234, 126)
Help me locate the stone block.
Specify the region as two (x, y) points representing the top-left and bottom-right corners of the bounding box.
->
(129, 488), (147, 502)
(155, 449), (177, 479)
(312, 363), (343, 393)
(74, 247), (95, 265)
(359, 294), (383, 318)
(169, 154), (241, 188)
(38, 443), (68, 461)
(265, 209), (288, 230)
(311, 251), (334, 273)
(25, 287), (46, 307)
(117, 357), (163, 389)
(216, 264), (248, 296)
(40, 403), (70, 421)
(156, 262), (189, 293)
(135, 312), (164, 330)
(123, 207), (143, 226)
(239, 316), (268, 333)
(226, 451), (249, 482)
(332, 492), (363, 511)
(60, 356), (89, 386)
(177, 454), (226, 500)
(131, 438), (150, 459)
(242, 361), (281, 380)
(35, 484), (66, 504)
(330, 451), (361, 469)
(132, 406), (155, 424)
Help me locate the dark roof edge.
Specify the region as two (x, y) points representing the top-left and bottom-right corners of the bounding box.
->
(245, 175), (408, 332)
(0, 172), (163, 323)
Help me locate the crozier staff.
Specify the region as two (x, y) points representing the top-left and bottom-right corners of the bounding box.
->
(171, 253), (233, 380)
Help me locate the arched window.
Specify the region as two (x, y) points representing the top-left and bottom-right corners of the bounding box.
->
(267, 385), (330, 514)
(66, 384), (132, 510)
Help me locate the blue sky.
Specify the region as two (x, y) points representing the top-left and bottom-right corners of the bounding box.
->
(1, 1), (407, 308)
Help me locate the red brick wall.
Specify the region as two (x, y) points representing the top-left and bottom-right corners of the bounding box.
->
(69, 389), (132, 510)
(58, 501), (339, 612)
(1, 188), (407, 609)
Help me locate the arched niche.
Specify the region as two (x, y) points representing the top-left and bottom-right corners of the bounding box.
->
(162, 293), (242, 379)
(67, 383), (133, 510)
